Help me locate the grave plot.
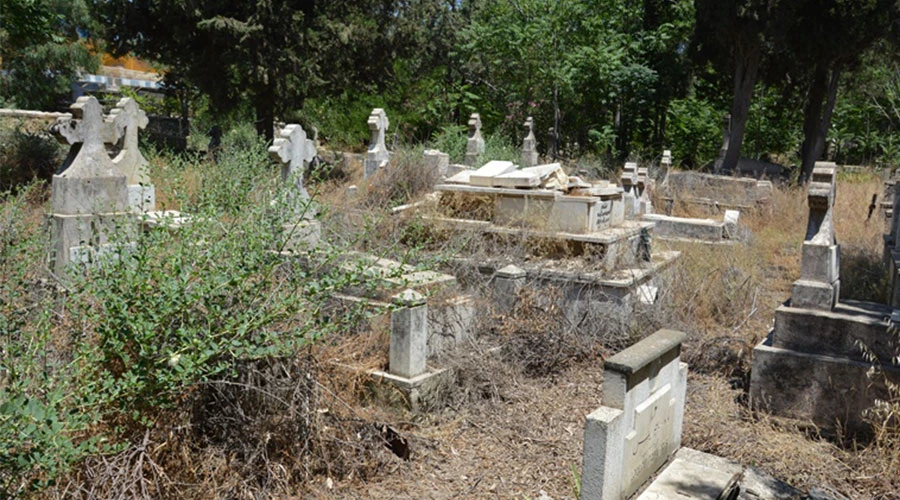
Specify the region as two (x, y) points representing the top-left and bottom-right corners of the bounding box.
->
(751, 162), (900, 434)
(659, 170), (774, 215)
(402, 158), (679, 316)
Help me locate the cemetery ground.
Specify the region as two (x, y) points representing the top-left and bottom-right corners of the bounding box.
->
(1, 124), (899, 499)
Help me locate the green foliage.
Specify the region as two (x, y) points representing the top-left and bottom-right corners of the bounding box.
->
(0, 133), (398, 495)
(0, 0), (98, 109)
(0, 122), (65, 191)
(665, 96), (721, 168)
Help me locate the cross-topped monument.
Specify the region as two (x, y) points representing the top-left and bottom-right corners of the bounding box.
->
(48, 96), (132, 275)
(269, 123), (317, 219)
(109, 97), (150, 186)
(364, 108), (390, 177)
(464, 113), (485, 167)
(792, 162), (839, 310)
(521, 116), (538, 167)
(621, 162), (639, 219)
(50, 96), (122, 182)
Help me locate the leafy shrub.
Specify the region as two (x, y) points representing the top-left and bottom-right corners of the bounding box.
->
(0, 122), (65, 192)
(664, 96), (721, 169)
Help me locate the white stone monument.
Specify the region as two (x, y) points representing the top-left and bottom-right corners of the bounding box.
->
(48, 96), (132, 275)
(364, 108), (390, 177)
(464, 113), (484, 167)
(269, 123), (317, 219)
(621, 162), (639, 219)
(109, 97), (154, 212)
(521, 116), (538, 167)
(581, 329), (688, 500)
(268, 123), (321, 249)
(423, 149), (450, 178)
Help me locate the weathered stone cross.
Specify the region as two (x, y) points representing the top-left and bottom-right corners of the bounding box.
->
(50, 96), (122, 179)
(465, 113), (484, 166)
(368, 109), (389, 156)
(109, 97), (150, 185)
(269, 123), (316, 218)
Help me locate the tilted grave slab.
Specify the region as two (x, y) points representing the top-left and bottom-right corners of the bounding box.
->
(642, 209), (742, 243)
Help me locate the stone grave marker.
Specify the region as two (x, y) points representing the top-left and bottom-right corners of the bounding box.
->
(621, 162), (639, 218)
(47, 96), (132, 274)
(269, 123), (317, 220)
(364, 108), (390, 177)
(791, 162), (839, 310)
(423, 149), (450, 178)
(468, 160), (517, 187)
(464, 113), (485, 167)
(581, 329), (688, 500)
(109, 97), (155, 211)
(521, 116), (538, 167)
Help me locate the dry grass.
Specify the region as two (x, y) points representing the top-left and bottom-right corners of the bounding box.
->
(12, 143), (900, 499)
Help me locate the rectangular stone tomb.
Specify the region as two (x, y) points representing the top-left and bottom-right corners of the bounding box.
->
(751, 302), (900, 433)
(581, 329), (688, 500)
(661, 171), (772, 213)
(642, 213), (727, 242)
(435, 183), (625, 234)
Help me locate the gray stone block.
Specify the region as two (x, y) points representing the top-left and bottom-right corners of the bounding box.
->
(750, 331), (900, 434)
(389, 290), (428, 378)
(772, 302), (897, 363)
(800, 243), (839, 283)
(51, 175), (128, 214)
(790, 279), (836, 310)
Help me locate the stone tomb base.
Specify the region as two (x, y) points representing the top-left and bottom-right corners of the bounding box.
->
(751, 302), (900, 433)
(48, 212), (137, 274)
(429, 216), (655, 272)
(642, 213), (737, 243)
(368, 367), (455, 412)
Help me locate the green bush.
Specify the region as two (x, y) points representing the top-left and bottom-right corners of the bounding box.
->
(0, 123), (65, 192)
(0, 137), (401, 496)
(664, 96), (721, 169)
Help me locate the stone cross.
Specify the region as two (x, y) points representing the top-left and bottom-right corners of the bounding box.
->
(50, 96), (122, 179)
(464, 113), (485, 166)
(792, 162), (839, 310)
(521, 116), (538, 167)
(364, 108), (390, 177)
(269, 123), (316, 219)
(109, 97), (150, 185)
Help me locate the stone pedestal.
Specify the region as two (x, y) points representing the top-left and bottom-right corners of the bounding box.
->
(127, 184), (155, 213)
(424, 149), (449, 178)
(750, 302), (900, 433)
(492, 264), (526, 310)
(389, 289), (428, 379)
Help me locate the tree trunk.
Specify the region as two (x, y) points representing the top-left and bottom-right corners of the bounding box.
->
(255, 80), (275, 143)
(720, 45), (760, 174)
(798, 65), (841, 184)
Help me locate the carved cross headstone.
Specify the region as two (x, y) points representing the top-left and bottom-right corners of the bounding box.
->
(50, 96), (122, 179)
(521, 116), (538, 167)
(364, 108), (390, 177)
(792, 162), (839, 310)
(269, 123), (317, 219)
(109, 97), (150, 185)
(621, 162), (639, 219)
(464, 113), (484, 166)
